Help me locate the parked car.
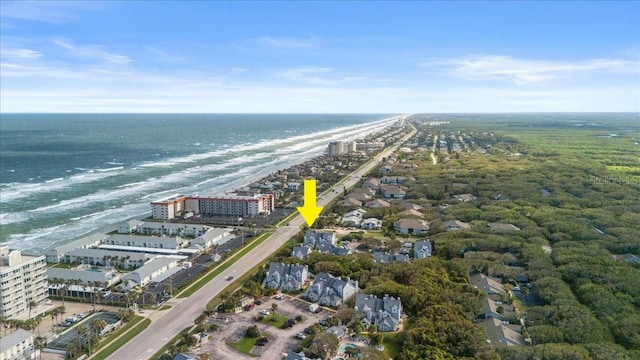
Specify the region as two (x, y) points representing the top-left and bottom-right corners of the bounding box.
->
(296, 332), (306, 339)
(254, 300), (262, 305)
(281, 323), (292, 329)
(303, 327), (314, 335)
(274, 294), (284, 300)
(256, 337), (269, 346)
(260, 309), (270, 316)
(286, 318), (297, 325)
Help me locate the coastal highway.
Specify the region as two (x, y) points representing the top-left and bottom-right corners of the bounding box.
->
(106, 119), (416, 360)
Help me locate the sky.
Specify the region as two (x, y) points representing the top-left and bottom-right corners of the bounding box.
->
(1, 1), (639, 113)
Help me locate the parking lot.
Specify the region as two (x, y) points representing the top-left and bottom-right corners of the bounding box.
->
(193, 294), (331, 359)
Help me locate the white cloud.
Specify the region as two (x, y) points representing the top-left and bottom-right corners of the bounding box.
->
(421, 55), (640, 84)
(1, 48), (42, 59)
(52, 39), (132, 64)
(0, 1), (105, 23)
(257, 36), (315, 49)
(276, 67), (337, 85)
(230, 67), (248, 74)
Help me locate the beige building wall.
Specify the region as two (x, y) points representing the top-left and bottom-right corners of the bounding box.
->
(0, 246), (48, 319)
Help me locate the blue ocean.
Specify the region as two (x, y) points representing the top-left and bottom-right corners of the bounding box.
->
(0, 114), (398, 252)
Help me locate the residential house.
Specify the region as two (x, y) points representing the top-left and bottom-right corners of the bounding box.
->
(341, 208), (367, 228)
(291, 246), (312, 260)
(361, 218), (382, 230)
(362, 178), (380, 191)
(346, 192), (372, 203)
(479, 318), (526, 347)
(398, 209), (423, 217)
(393, 218), (430, 235)
(441, 220), (471, 231)
(372, 252), (410, 263)
(380, 185), (406, 199)
(303, 230), (337, 249)
(338, 198), (362, 207)
(470, 273), (505, 296)
(287, 182), (301, 191)
(303, 272), (358, 307)
(380, 176), (410, 184)
(365, 199), (390, 209)
(261, 262), (308, 291)
(354, 294), (403, 331)
(478, 297), (507, 321)
(400, 202), (423, 211)
(413, 240), (433, 259)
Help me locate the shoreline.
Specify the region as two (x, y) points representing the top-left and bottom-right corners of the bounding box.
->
(29, 114), (409, 253)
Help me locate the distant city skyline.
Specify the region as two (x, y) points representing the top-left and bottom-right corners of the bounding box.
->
(1, 1), (638, 113)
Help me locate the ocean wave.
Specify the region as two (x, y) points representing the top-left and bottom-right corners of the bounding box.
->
(96, 166), (124, 172)
(0, 212), (29, 225)
(1, 115), (399, 204)
(0, 168), (125, 203)
(2, 115), (403, 248)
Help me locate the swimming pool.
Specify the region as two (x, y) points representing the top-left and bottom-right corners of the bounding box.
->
(339, 342), (359, 353)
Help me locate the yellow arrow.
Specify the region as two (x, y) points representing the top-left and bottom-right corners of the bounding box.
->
(297, 179), (323, 226)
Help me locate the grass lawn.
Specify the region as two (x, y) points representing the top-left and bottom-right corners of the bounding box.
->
(91, 317), (151, 360)
(227, 336), (259, 357)
(259, 313), (288, 328)
(275, 210), (299, 227)
(50, 262), (74, 269)
(177, 232), (272, 298)
(158, 305), (171, 311)
(381, 332), (403, 359)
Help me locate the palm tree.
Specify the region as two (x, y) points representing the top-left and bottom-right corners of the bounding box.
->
(28, 300), (38, 319)
(89, 319), (107, 337)
(66, 343), (78, 358)
(59, 279), (67, 307)
(34, 336), (45, 360)
(77, 325), (90, 353)
(50, 310), (56, 332)
(271, 303), (278, 315)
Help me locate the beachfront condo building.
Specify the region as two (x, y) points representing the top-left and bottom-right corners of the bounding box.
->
(151, 193), (275, 220)
(0, 246), (48, 319)
(327, 141), (357, 156)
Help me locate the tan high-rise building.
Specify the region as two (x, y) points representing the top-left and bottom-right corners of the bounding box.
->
(327, 141), (345, 156)
(0, 246), (48, 319)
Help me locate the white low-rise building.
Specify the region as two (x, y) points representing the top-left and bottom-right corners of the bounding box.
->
(47, 266), (121, 287)
(120, 257), (182, 289)
(45, 233), (109, 263)
(0, 329), (36, 360)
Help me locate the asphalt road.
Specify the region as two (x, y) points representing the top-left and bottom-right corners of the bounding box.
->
(105, 119), (415, 360)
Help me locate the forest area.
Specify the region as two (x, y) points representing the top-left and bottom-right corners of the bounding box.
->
(234, 114), (640, 359)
